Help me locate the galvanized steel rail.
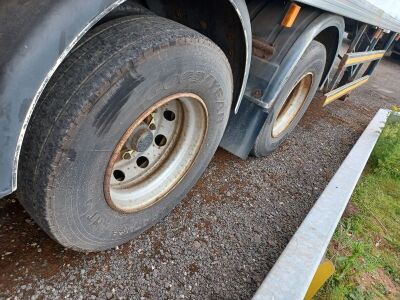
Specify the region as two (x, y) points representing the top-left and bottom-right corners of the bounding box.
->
(253, 109), (392, 300)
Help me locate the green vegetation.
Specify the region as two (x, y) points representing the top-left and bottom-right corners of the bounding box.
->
(317, 113), (400, 299)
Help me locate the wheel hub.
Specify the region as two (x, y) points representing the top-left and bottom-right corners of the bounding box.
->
(104, 93), (208, 213)
(272, 72), (313, 138)
(128, 126), (154, 153)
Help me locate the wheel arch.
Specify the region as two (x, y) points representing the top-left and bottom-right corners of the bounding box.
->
(258, 12), (345, 110)
(144, 0), (251, 111)
(220, 6), (345, 159)
(0, 0), (251, 197)
(314, 25), (342, 88)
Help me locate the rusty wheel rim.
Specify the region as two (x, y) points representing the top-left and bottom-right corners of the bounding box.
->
(272, 73), (313, 138)
(104, 93), (208, 213)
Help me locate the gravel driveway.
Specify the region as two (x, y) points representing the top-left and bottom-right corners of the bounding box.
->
(1, 56), (400, 300)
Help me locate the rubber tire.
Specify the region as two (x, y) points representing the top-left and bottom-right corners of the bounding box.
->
(17, 15), (233, 251)
(99, 2), (154, 24)
(252, 41), (326, 157)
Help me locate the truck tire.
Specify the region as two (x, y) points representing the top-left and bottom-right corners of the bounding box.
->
(252, 40), (326, 157)
(17, 15), (233, 251)
(99, 2), (154, 24)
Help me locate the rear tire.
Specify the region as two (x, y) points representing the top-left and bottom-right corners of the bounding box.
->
(17, 15), (233, 251)
(252, 40), (326, 157)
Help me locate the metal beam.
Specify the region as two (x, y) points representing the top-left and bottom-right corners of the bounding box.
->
(364, 32), (398, 76)
(342, 50), (385, 67)
(325, 24), (368, 92)
(252, 109), (392, 300)
(323, 75), (370, 106)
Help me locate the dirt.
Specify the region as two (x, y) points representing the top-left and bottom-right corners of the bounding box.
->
(342, 202), (360, 219)
(0, 56), (400, 299)
(358, 268), (399, 298)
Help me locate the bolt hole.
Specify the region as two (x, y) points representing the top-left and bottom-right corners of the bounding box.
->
(149, 124), (156, 130)
(163, 110), (176, 121)
(155, 134), (167, 147)
(136, 156), (149, 168)
(113, 170), (125, 182)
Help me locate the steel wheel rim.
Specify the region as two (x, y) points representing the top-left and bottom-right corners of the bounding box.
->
(272, 73), (313, 138)
(104, 93), (208, 213)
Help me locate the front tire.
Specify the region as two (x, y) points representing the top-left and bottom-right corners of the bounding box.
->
(18, 15), (233, 251)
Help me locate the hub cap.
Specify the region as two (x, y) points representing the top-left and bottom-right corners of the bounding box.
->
(104, 93), (208, 213)
(272, 73), (313, 138)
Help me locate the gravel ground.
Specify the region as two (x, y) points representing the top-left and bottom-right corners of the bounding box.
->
(1, 55), (399, 300)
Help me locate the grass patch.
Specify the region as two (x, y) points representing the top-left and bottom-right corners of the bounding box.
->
(317, 113), (400, 299)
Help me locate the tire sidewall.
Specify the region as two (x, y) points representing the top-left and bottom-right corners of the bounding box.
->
(49, 43), (232, 250)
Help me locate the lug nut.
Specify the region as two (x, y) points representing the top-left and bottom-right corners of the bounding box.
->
(149, 113), (156, 130)
(122, 150), (134, 160)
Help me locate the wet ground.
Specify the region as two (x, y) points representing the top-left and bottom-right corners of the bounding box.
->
(1, 57), (400, 299)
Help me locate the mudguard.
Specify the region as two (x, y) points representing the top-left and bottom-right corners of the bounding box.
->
(220, 3), (344, 159)
(0, 0), (251, 197)
(248, 8), (344, 110)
